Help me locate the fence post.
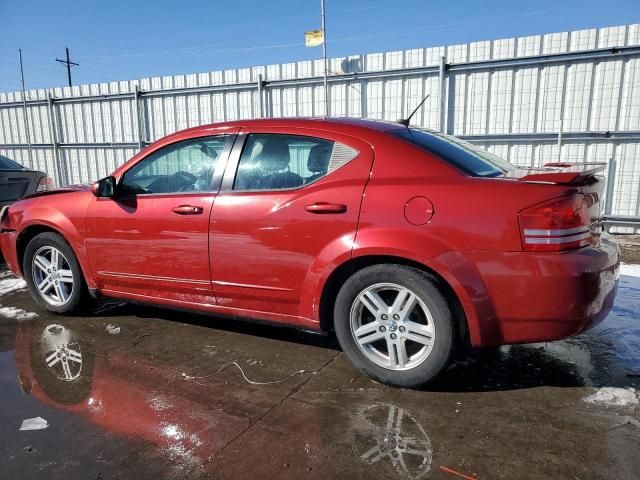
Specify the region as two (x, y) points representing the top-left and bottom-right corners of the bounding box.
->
(46, 91), (66, 187)
(604, 156), (617, 216)
(438, 56), (447, 133)
(257, 74), (265, 118)
(133, 85), (145, 150)
(20, 93), (33, 166)
(557, 64), (568, 162)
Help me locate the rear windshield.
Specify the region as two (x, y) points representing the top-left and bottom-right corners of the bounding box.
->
(0, 155), (22, 170)
(392, 128), (515, 177)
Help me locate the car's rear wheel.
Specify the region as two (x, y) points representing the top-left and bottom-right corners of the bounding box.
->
(23, 232), (88, 314)
(334, 264), (455, 388)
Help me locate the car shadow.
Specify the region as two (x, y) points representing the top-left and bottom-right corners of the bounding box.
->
(88, 298), (341, 351)
(426, 345), (587, 392)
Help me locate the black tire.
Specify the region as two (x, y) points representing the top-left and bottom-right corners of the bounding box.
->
(334, 264), (455, 388)
(23, 232), (89, 314)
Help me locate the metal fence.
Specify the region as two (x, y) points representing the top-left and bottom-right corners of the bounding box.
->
(1, 23), (640, 229)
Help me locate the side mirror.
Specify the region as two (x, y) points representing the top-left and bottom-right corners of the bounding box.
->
(91, 176), (116, 198)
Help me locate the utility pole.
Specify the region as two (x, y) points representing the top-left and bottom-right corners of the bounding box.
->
(56, 47), (78, 87)
(18, 48), (33, 163)
(320, 0), (329, 116)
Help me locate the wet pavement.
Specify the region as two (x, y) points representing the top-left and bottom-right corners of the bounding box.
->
(1, 263), (639, 480)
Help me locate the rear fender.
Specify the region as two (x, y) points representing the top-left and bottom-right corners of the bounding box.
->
(424, 251), (501, 346)
(350, 228), (499, 346)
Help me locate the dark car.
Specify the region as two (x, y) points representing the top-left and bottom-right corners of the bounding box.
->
(0, 154), (52, 208)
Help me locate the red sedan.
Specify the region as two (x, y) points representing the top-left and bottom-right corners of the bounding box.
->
(0, 118), (619, 387)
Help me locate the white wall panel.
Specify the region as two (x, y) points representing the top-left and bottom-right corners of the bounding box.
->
(590, 60), (623, 130)
(488, 70), (512, 133)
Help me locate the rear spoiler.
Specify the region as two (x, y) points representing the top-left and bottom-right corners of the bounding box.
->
(509, 162), (606, 185)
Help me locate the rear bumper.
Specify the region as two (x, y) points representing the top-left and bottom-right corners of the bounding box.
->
(450, 233), (620, 346)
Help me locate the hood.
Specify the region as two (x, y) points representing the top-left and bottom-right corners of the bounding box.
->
(21, 183), (91, 200)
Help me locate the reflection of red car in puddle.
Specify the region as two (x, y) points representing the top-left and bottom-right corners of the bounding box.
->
(14, 321), (250, 468)
(14, 321), (434, 478)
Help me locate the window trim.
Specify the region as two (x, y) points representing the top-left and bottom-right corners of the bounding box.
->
(220, 132), (357, 193)
(117, 134), (236, 197)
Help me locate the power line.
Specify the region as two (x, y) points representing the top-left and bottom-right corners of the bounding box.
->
(55, 47), (79, 87)
(70, 8), (559, 66)
(0, 7), (568, 93)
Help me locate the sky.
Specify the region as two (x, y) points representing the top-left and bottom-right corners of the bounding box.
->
(0, 0), (639, 93)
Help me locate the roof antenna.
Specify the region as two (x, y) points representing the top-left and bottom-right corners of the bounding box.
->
(398, 94), (430, 127)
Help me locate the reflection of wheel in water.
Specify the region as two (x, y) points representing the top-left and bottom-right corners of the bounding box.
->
(40, 324), (83, 381)
(351, 404), (432, 480)
(26, 322), (95, 405)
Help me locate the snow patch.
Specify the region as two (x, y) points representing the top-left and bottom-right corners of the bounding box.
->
(0, 306), (38, 321)
(19, 417), (49, 431)
(620, 263), (640, 278)
(584, 387), (639, 408)
(105, 324), (121, 335)
(0, 276), (26, 297)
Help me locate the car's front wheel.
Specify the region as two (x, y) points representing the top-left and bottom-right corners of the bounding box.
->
(334, 264), (455, 388)
(23, 232), (88, 314)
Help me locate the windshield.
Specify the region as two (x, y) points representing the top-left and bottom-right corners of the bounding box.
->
(392, 128), (516, 177)
(0, 155), (23, 170)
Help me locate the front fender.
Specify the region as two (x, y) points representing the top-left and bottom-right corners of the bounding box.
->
(15, 194), (96, 289)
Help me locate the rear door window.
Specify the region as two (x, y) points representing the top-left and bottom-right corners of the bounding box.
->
(233, 134), (357, 191)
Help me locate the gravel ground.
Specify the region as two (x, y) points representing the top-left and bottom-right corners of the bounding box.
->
(616, 234), (640, 264)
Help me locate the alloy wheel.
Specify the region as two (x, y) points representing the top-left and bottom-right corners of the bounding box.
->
(31, 246), (74, 306)
(350, 283), (435, 371)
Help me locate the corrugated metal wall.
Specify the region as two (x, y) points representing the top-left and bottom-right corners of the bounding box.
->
(1, 23), (640, 220)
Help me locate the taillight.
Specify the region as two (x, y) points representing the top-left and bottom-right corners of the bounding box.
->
(36, 176), (54, 192)
(518, 194), (593, 252)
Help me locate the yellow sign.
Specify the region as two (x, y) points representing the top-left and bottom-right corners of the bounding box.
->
(305, 29), (324, 47)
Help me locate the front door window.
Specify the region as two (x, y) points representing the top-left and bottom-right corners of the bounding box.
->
(121, 136), (228, 195)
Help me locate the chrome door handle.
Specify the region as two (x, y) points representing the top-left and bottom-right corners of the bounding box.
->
(172, 205), (203, 215)
(304, 202), (347, 214)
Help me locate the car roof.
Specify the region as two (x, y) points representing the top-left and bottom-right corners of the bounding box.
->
(171, 117), (406, 138)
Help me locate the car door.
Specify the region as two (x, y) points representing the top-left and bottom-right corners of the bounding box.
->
(84, 133), (235, 304)
(210, 128), (374, 319)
